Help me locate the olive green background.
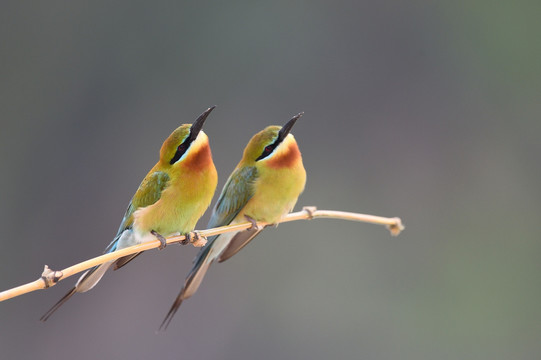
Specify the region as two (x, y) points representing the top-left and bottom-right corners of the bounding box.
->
(1, 1), (540, 359)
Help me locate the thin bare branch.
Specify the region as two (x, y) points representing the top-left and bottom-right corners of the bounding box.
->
(0, 206), (404, 302)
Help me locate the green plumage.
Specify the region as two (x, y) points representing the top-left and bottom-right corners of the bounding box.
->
(107, 171), (170, 253)
(208, 166), (258, 228)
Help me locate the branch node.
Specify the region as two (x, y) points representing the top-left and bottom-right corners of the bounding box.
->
(40, 265), (63, 288)
(303, 206), (318, 219)
(386, 218), (405, 236)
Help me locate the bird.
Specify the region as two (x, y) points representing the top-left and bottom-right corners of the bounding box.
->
(40, 106), (218, 321)
(160, 112), (306, 330)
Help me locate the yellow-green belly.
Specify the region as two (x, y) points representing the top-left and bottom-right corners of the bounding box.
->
(239, 164), (306, 224)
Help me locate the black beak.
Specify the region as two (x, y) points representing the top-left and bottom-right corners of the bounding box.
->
(277, 112), (303, 142)
(189, 105), (216, 142)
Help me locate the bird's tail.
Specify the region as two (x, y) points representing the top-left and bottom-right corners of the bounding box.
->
(74, 261), (114, 292)
(40, 287), (77, 321)
(40, 261), (114, 321)
(159, 233), (233, 330)
(217, 226), (263, 263)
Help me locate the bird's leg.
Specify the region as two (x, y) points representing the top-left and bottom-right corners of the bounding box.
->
(151, 230), (167, 250)
(180, 233), (191, 245)
(181, 231), (208, 247)
(244, 215), (265, 231)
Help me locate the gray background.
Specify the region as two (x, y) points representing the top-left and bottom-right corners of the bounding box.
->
(1, 1), (540, 359)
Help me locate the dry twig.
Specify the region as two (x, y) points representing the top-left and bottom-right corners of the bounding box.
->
(0, 207), (404, 302)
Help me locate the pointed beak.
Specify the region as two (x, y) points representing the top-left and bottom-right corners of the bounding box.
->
(278, 112), (303, 142)
(190, 105), (216, 141)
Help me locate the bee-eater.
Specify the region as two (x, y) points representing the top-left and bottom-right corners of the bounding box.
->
(160, 112), (306, 329)
(40, 106), (218, 321)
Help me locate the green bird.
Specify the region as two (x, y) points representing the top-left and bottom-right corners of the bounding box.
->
(41, 106), (218, 321)
(160, 112), (306, 329)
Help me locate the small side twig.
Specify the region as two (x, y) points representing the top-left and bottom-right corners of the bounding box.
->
(41, 265), (63, 288)
(0, 207), (404, 302)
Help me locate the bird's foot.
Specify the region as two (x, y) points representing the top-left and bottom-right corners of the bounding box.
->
(303, 206), (317, 219)
(181, 231), (208, 247)
(244, 215), (265, 231)
(151, 230), (167, 249)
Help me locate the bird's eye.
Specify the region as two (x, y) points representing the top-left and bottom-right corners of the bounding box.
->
(265, 145), (272, 153)
(178, 144), (186, 152)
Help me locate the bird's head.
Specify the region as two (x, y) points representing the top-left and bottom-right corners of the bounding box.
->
(241, 112), (303, 168)
(160, 106), (215, 169)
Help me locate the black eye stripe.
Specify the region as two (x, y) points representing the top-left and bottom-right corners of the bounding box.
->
(256, 137), (282, 161)
(169, 138), (191, 165)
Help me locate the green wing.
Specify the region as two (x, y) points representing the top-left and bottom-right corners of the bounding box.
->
(104, 171), (170, 268)
(116, 171), (171, 236)
(208, 166), (258, 229)
(207, 165), (263, 263)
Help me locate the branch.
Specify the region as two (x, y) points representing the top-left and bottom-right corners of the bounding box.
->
(0, 206), (404, 302)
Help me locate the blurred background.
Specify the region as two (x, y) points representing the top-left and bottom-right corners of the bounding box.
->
(1, 1), (540, 359)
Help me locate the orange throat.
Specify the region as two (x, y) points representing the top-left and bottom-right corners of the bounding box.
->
(183, 142), (213, 171)
(266, 141), (302, 169)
